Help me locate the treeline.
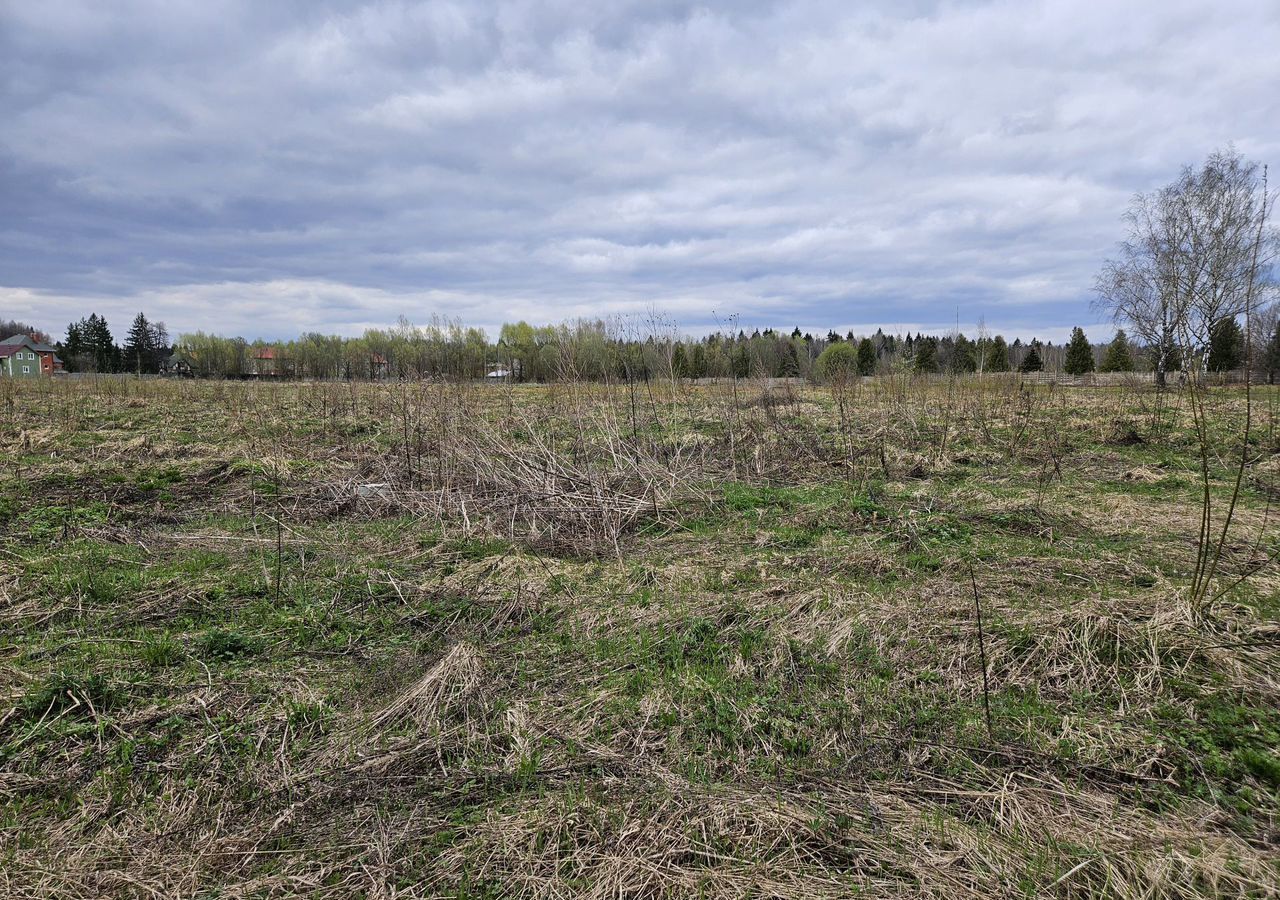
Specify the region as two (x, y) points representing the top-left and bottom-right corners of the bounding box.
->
(171, 319), (1164, 381)
(35, 310), (1280, 381)
(1, 320), (53, 345)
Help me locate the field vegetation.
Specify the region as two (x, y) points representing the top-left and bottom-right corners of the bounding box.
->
(1, 373), (1278, 898)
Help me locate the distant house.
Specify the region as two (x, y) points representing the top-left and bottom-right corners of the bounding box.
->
(250, 346), (290, 378)
(371, 352), (390, 380)
(0, 335), (63, 378)
(160, 351), (195, 378)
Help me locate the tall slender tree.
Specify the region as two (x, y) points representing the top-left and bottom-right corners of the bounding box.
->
(124, 312), (158, 374)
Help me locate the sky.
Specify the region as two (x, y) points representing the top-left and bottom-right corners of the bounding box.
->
(3, 0), (1279, 344)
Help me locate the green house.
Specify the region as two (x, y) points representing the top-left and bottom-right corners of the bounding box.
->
(0, 335), (63, 377)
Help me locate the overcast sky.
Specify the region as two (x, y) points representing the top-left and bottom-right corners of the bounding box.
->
(3, 0), (1278, 343)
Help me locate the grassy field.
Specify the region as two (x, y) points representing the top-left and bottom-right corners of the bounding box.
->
(1, 375), (1278, 898)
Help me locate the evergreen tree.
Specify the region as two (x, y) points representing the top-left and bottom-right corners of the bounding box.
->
(1207, 317), (1244, 372)
(63, 321), (87, 372)
(950, 334), (977, 373)
(124, 312), (158, 374)
(83, 314), (118, 373)
(671, 343), (687, 379)
(985, 335), (1010, 372)
(779, 341), (801, 377)
(914, 337), (938, 374)
(1099, 329), (1134, 373)
(689, 343), (707, 379)
(1019, 339), (1044, 373)
(855, 337), (876, 376)
(1064, 327), (1095, 375)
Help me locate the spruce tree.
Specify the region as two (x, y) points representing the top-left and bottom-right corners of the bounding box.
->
(671, 343), (687, 379)
(914, 337), (938, 374)
(689, 343), (706, 379)
(985, 335), (1010, 372)
(1019, 339), (1044, 373)
(63, 321), (86, 372)
(1099, 329), (1134, 373)
(950, 334), (977, 373)
(83, 314), (118, 373)
(124, 312), (157, 374)
(855, 337), (876, 376)
(1064, 327), (1095, 375)
(1207, 317), (1244, 372)
(779, 341), (801, 377)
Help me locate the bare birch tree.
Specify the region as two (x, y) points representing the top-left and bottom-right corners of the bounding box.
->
(1094, 147), (1276, 386)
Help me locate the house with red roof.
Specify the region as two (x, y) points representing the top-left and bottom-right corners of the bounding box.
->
(0, 335), (63, 378)
(250, 345), (291, 377)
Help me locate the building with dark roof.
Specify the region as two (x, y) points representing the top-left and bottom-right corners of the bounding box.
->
(0, 335), (63, 377)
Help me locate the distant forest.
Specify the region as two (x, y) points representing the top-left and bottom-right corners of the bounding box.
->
(7, 310), (1279, 382)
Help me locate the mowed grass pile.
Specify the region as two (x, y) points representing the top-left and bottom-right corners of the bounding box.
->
(0, 375), (1277, 898)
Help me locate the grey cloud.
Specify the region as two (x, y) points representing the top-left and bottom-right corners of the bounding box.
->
(2, 0), (1278, 342)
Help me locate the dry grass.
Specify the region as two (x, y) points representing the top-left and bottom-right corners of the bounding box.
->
(0, 375), (1277, 898)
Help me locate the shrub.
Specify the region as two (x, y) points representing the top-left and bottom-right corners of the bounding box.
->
(816, 342), (859, 384)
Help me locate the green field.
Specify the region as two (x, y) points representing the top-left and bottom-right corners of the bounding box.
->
(1, 376), (1277, 898)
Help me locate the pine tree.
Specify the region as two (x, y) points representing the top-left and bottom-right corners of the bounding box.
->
(856, 337), (876, 376)
(1019, 340), (1044, 373)
(1063, 327), (1095, 375)
(1099, 329), (1134, 373)
(1207, 317), (1244, 372)
(985, 335), (1010, 372)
